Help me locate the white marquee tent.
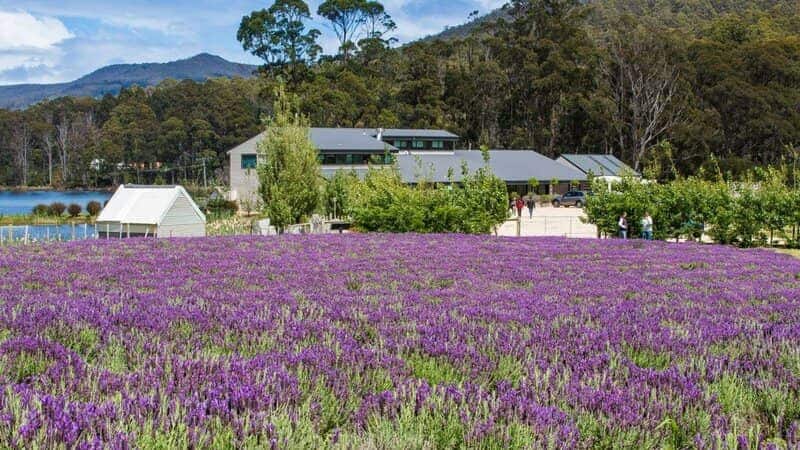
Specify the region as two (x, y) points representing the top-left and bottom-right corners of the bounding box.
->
(96, 185), (206, 238)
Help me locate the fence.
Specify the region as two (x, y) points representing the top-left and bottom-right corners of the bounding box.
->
(498, 216), (598, 238)
(0, 223), (98, 245)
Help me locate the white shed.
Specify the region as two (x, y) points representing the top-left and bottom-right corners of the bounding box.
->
(96, 185), (206, 238)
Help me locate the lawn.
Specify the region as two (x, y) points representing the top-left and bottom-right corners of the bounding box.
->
(0, 235), (799, 448)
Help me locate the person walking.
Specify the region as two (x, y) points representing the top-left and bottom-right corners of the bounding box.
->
(641, 212), (654, 240)
(618, 212), (628, 239)
(526, 196), (536, 219)
(515, 197), (525, 218)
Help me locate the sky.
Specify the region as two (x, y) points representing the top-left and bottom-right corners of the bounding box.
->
(0, 0), (506, 86)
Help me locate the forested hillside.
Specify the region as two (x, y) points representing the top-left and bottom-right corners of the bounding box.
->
(0, 0), (798, 188)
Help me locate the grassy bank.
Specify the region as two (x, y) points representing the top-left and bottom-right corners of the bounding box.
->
(0, 215), (95, 226)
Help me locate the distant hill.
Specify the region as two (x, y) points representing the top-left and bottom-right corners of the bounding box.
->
(0, 53), (258, 109)
(420, 9), (509, 42)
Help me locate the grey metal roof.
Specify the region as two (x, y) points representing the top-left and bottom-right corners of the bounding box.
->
(396, 150), (586, 184)
(228, 128), (397, 155)
(227, 128), (460, 155)
(557, 154), (636, 176)
(311, 128), (396, 152)
(379, 129), (459, 140)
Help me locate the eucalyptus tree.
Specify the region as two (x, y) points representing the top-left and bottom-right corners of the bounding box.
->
(317, 0), (372, 61)
(238, 0), (321, 84)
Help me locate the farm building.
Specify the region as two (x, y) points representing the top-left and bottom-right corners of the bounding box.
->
(96, 185), (206, 238)
(228, 128), (594, 205)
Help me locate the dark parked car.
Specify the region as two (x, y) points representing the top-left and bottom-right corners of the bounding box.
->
(552, 191), (587, 208)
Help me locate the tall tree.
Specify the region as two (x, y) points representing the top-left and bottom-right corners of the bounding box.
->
(257, 86), (322, 231)
(602, 18), (686, 170)
(11, 118), (32, 186)
(56, 115), (72, 184)
(317, 0), (370, 61)
(238, 0), (321, 83)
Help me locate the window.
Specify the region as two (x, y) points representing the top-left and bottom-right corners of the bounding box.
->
(431, 140), (444, 149)
(394, 140), (408, 148)
(412, 140), (425, 149)
(241, 154), (257, 169)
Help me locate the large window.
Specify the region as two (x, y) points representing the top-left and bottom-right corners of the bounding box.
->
(412, 140), (425, 149)
(394, 140), (409, 148)
(431, 140), (444, 149)
(319, 154), (378, 165)
(241, 154), (257, 169)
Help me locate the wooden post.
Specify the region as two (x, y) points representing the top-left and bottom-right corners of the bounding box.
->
(72, 223), (76, 241)
(24, 226), (29, 244)
(516, 217), (521, 237)
(126, 223), (130, 238)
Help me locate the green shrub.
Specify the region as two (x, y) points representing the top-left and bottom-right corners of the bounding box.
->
(205, 198), (238, 218)
(49, 202), (66, 217)
(585, 167), (800, 247)
(86, 201), (102, 216)
(67, 203), (82, 217)
(32, 204), (49, 216)
(347, 149), (507, 234)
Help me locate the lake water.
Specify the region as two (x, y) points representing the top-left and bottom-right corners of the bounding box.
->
(0, 224), (98, 243)
(0, 190), (111, 216)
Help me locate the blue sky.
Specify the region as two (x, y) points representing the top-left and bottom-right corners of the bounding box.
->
(0, 0), (505, 85)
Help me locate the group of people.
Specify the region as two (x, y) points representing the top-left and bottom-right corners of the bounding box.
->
(617, 212), (653, 240)
(510, 196), (536, 219)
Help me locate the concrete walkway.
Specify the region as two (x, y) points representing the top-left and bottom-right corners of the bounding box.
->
(497, 206), (598, 238)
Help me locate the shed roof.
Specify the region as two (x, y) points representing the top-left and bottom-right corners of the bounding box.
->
(395, 150), (586, 184)
(227, 128), (459, 155)
(557, 154), (636, 177)
(97, 185), (205, 225)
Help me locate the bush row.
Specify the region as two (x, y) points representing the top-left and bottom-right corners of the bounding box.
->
(32, 201), (103, 218)
(327, 153), (509, 234)
(584, 168), (800, 247)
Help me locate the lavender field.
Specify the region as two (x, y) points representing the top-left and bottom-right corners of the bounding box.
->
(1, 235), (799, 448)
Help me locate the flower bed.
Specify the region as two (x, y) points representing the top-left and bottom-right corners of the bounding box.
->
(0, 235), (799, 448)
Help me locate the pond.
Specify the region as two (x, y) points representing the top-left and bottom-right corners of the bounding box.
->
(0, 190), (111, 216)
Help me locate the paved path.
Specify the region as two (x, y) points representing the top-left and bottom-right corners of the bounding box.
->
(497, 206), (598, 238)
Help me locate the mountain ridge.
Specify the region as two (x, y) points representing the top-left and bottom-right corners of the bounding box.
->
(0, 53), (258, 110)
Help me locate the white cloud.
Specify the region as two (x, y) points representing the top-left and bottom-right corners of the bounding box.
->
(0, 10), (73, 50)
(0, 10), (73, 83)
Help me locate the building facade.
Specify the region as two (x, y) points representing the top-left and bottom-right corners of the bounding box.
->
(228, 128), (588, 207)
(228, 128), (459, 207)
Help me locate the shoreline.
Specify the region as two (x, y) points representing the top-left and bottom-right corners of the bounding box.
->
(0, 216), (95, 226)
(0, 186), (114, 193)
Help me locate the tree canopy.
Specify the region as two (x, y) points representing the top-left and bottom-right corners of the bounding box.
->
(1, 0), (799, 188)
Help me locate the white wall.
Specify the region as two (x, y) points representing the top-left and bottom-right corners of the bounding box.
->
(157, 223), (205, 238)
(229, 151), (261, 209)
(158, 193), (206, 237)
